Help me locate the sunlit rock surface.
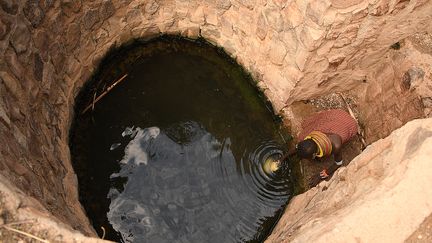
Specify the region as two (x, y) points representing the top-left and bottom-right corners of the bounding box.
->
(0, 0), (431, 241)
(267, 118), (432, 242)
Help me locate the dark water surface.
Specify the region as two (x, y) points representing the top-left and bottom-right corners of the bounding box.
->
(70, 37), (294, 243)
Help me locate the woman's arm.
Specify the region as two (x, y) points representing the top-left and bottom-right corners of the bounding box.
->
(329, 133), (343, 164)
(334, 150), (343, 164)
(278, 148), (296, 163)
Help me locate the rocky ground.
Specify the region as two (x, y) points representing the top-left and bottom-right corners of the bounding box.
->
(0, 195), (50, 243)
(0, 0), (431, 242)
(1, 26), (429, 243)
(287, 31), (432, 191)
(0, 175), (108, 243)
(410, 32), (432, 55)
(407, 213), (432, 243)
(282, 31), (432, 242)
(267, 117), (432, 242)
(400, 32), (432, 242)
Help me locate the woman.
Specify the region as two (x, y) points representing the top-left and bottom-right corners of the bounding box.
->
(265, 109), (358, 185)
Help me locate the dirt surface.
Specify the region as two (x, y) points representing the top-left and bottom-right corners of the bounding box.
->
(406, 213), (432, 243)
(0, 194), (50, 243)
(403, 32), (432, 243)
(409, 32), (432, 55)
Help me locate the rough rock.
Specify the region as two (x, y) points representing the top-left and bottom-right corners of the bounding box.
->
(144, 0), (159, 15)
(33, 53), (44, 82)
(23, 0), (45, 28)
(267, 118), (432, 242)
(351, 36), (432, 143)
(264, 7), (284, 32)
(330, 0), (364, 9)
(100, 0), (115, 21)
(0, 174), (108, 242)
(61, 0), (83, 17)
(10, 22), (31, 54)
(0, 15), (11, 40)
(0, 0), (431, 241)
(65, 23), (81, 52)
(256, 13), (267, 40)
(306, 0), (331, 25)
(283, 2), (303, 29)
(82, 9), (101, 30)
(268, 38), (287, 65)
(0, 0), (19, 15)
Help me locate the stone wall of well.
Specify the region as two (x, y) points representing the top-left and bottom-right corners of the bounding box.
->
(354, 36), (432, 143)
(0, 0), (431, 238)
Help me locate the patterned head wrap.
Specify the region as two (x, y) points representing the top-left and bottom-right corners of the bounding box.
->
(304, 131), (332, 157)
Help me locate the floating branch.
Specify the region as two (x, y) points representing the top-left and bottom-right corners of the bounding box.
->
(101, 226), (106, 239)
(82, 74), (128, 115)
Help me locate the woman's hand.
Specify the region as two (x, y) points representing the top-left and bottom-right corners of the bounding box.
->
(309, 169), (329, 187)
(319, 169), (329, 179)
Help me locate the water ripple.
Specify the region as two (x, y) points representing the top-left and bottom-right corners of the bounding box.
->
(108, 125), (292, 242)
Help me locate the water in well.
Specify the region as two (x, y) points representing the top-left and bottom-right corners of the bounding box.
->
(70, 37), (295, 242)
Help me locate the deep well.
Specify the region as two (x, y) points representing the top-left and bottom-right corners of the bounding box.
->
(0, 0), (431, 242)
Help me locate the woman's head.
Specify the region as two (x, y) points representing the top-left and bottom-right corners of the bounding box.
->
(296, 139), (318, 160)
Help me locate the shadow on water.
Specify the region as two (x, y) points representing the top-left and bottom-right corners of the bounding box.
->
(70, 36), (297, 242)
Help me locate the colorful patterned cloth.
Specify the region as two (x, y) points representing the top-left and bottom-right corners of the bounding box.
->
(305, 131), (332, 157)
(298, 109), (358, 144)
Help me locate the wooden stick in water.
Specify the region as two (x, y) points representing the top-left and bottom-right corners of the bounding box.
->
(81, 74), (128, 115)
(101, 226), (106, 239)
(91, 91), (97, 112)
